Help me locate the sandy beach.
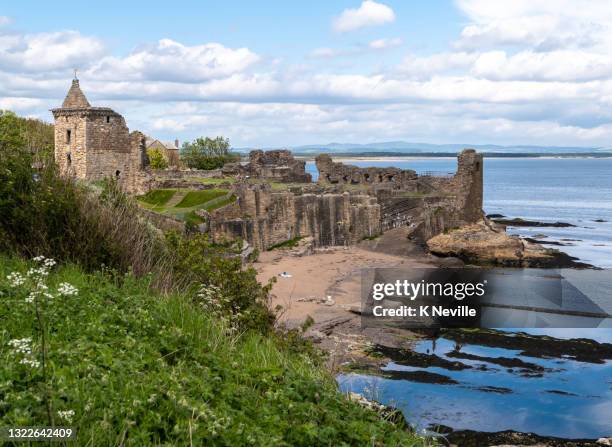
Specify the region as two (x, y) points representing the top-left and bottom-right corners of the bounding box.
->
(255, 228), (435, 365)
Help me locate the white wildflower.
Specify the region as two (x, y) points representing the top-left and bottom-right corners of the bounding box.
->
(32, 255), (45, 263)
(25, 293), (35, 304)
(6, 272), (26, 287)
(8, 338), (32, 355)
(57, 282), (78, 296)
(57, 409), (75, 423)
(19, 358), (40, 368)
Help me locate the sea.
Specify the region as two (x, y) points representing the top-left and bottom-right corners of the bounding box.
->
(304, 158), (612, 439)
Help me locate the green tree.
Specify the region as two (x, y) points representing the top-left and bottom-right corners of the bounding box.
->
(0, 111), (26, 152)
(180, 136), (238, 170)
(147, 147), (168, 170)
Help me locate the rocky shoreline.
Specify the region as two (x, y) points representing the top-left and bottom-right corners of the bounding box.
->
(426, 220), (595, 269)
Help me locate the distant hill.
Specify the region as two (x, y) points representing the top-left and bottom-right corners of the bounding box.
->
(235, 141), (612, 155)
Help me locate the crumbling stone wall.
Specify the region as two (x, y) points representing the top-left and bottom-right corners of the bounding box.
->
(223, 149), (311, 183)
(315, 154), (418, 190)
(208, 183), (381, 249)
(52, 79), (151, 194)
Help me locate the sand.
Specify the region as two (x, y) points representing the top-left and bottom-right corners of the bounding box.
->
(254, 230), (434, 365)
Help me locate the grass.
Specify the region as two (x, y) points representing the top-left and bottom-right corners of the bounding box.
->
(0, 256), (428, 446)
(138, 189), (176, 207)
(190, 177), (237, 185)
(137, 188), (236, 224)
(175, 190), (228, 208)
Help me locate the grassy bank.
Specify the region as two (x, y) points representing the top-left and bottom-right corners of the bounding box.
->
(0, 256), (428, 446)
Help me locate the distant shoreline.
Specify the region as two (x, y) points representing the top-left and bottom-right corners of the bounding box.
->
(291, 152), (612, 160)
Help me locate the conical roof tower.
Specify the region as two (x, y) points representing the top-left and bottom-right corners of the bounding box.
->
(61, 78), (91, 108)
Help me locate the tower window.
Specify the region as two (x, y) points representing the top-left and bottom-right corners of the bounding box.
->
(106, 116), (110, 123)
(66, 130), (71, 144)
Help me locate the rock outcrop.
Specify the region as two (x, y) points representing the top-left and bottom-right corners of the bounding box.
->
(427, 221), (592, 268)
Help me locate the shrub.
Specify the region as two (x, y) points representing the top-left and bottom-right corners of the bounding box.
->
(180, 136), (240, 170)
(0, 256), (426, 446)
(147, 147), (168, 170)
(165, 232), (275, 332)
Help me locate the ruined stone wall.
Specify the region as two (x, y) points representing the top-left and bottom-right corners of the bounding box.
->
(208, 183), (381, 249)
(224, 149), (312, 183)
(315, 154), (418, 190)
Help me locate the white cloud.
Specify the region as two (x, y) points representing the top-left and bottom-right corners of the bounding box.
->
(369, 37), (402, 49)
(472, 50), (612, 82)
(454, 0), (612, 51)
(333, 1), (395, 33)
(0, 16), (11, 26)
(0, 30), (104, 72)
(398, 52), (477, 79)
(88, 39), (260, 83)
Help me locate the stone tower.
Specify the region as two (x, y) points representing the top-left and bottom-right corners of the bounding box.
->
(51, 78), (150, 193)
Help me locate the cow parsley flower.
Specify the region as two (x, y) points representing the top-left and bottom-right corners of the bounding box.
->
(57, 282), (78, 296)
(57, 409), (75, 423)
(6, 272), (26, 287)
(8, 338), (32, 355)
(19, 358), (40, 368)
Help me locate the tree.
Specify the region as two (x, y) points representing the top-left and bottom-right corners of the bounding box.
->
(147, 148), (168, 170)
(180, 136), (238, 170)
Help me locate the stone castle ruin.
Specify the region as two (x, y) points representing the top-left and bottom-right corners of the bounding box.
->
(205, 149), (483, 249)
(51, 79), (484, 250)
(223, 149), (312, 183)
(52, 79), (151, 194)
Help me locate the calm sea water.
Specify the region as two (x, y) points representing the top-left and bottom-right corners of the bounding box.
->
(308, 158), (612, 439)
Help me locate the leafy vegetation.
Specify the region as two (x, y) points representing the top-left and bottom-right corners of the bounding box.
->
(0, 256), (425, 446)
(181, 136), (240, 170)
(0, 110), (54, 158)
(147, 147), (168, 170)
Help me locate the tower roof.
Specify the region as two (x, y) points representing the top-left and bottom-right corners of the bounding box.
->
(61, 79), (90, 108)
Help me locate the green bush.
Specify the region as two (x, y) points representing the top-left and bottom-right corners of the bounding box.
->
(147, 147), (168, 170)
(180, 136), (240, 170)
(165, 232), (275, 333)
(0, 256), (425, 446)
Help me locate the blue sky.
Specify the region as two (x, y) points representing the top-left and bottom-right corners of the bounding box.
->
(2, 1), (612, 148)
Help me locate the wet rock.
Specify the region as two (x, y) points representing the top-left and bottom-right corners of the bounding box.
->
(491, 217), (576, 228)
(303, 329), (326, 343)
(476, 385), (513, 394)
(432, 426), (603, 447)
(373, 344), (472, 370)
(446, 350), (547, 373)
(545, 389), (578, 396)
(383, 369), (459, 384)
(441, 329), (612, 364)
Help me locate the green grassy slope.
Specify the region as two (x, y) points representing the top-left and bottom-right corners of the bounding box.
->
(0, 256), (426, 446)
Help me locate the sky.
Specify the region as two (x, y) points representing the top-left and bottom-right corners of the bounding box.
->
(2, 0), (612, 148)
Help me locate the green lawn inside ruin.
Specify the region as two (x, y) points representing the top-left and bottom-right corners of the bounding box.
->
(137, 188), (236, 223)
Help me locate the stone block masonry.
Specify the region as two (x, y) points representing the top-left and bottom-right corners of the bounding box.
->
(51, 79), (151, 194)
(207, 183), (381, 250)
